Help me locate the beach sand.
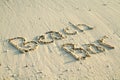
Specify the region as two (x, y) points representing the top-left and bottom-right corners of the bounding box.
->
(0, 0), (120, 80)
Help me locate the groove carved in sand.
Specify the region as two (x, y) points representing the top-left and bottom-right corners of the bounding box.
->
(8, 37), (38, 53)
(7, 23), (115, 60)
(62, 36), (115, 60)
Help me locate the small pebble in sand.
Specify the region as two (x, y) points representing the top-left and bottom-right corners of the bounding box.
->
(88, 9), (91, 11)
(11, 74), (18, 77)
(37, 71), (43, 74)
(106, 65), (109, 68)
(103, 4), (107, 6)
(77, 68), (80, 71)
(24, 65), (28, 68)
(38, 17), (41, 20)
(65, 69), (68, 72)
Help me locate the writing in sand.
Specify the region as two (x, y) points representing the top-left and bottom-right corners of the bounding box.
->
(8, 22), (115, 60)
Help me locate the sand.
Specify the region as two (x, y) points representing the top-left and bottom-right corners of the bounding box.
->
(0, 0), (120, 80)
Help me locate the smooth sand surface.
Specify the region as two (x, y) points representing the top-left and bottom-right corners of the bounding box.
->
(0, 0), (120, 80)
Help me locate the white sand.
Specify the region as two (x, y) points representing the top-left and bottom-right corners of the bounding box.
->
(0, 0), (120, 80)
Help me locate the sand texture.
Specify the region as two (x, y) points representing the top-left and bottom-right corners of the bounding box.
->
(0, 0), (120, 80)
